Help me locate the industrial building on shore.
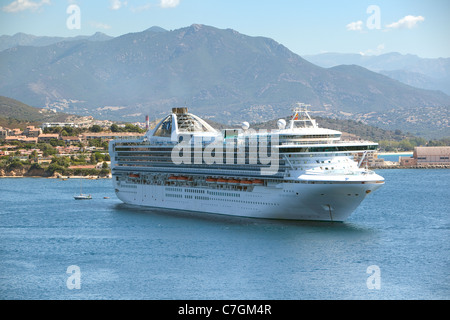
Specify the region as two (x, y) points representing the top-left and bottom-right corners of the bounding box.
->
(400, 147), (450, 167)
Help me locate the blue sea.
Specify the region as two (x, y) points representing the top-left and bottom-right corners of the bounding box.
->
(1, 169), (449, 300)
(378, 153), (412, 162)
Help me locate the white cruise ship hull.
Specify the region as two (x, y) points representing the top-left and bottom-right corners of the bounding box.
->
(113, 177), (383, 222)
(109, 106), (385, 222)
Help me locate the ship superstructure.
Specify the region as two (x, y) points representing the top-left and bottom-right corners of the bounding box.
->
(109, 105), (384, 221)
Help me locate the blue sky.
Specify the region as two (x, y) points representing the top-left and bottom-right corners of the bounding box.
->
(0, 0), (449, 58)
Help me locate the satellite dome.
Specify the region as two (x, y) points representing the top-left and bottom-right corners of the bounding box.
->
(277, 119), (286, 130)
(241, 121), (250, 130)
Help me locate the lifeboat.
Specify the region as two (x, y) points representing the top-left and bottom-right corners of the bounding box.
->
(217, 178), (228, 184)
(240, 180), (252, 186)
(129, 173), (140, 178)
(228, 179), (240, 185)
(206, 178), (217, 183)
(177, 176), (189, 181)
(168, 176), (178, 181)
(252, 179), (264, 186)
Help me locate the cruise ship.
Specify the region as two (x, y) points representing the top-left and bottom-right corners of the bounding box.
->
(109, 105), (384, 222)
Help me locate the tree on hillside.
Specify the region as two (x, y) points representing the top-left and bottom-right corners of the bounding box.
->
(89, 125), (102, 132)
(110, 124), (120, 132)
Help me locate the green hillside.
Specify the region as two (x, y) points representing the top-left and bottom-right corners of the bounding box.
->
(0, 96), (71, 129)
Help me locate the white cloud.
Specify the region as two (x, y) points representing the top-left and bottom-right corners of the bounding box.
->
(90, 22), (112, 30)
(130, 1), (180, 12)
(386, 15), (425, 29)
(160, 0), (180, 8)
(360, 44), (385, 56)
(110, 0), (127, 10)
(2, 0), (50, 13)
(130, 4), (152, 13)
(346, 20), (363, 31)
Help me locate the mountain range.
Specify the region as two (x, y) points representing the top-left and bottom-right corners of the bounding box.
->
(0, 24), (449, 138)
(304, 52), (450, 95)
(0, 32), (113, 52)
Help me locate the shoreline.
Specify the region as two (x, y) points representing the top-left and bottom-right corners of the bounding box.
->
(377, 152), (413, 156)
(2, 166), (449, 179)
(52, 175), (111, 179)
(0, 175), (111, 179)
(374, 165), (450, 169)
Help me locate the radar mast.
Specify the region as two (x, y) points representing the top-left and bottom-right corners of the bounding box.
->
(289, 103), (318, 129)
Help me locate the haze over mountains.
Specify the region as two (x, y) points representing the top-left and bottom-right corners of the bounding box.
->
(304, 52), (450, 95)
(0, 24), (449, 138)
(0, 32), (113, 52)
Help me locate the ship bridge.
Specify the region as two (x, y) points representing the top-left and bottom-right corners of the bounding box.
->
(274, 104), (342, 144)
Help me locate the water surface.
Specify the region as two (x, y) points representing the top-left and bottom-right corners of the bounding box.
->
(0, 169), (448, 299)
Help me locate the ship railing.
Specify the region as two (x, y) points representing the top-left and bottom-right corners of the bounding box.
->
(113, 136), (145, 141)
(280, 141), (335, 145)
(113, 165), (286, 178)
(279, 140), (376, 146)
(305, 168), (376, 176)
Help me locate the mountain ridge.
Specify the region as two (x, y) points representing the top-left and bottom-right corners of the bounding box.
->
(0, 24), (449, 138)
(0, 32), (113, 52)
(304, 52), (450, 95)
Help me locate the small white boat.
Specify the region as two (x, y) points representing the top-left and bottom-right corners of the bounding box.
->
(74, 177), (92, 200)
(74, 194), (92, 200)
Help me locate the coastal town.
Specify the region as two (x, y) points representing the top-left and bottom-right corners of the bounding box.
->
(0, 119), (148, 178)
(1, 119), (449, 178)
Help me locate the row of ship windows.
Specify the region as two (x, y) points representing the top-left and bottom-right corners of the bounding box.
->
(120, 184), (137, 188)
(116, 152), (355, 161)
(166, 187), (183, 192)
(186, 189), (206, 194)
(207, 191), (240, 197)
(288, 159), (353, 165)
(118, 162), (346, 173)
(166, 194), (183, 198)
(117, 156), (355, 165)
(117, 160), (277, 168)
(165, 193), (278, 205)
(117, 156), (351, 166)
(166, 187), (240, 198)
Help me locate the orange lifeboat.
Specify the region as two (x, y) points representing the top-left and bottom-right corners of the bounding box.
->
(240, 180), (252, 186)
(228, 179), (240, 185)
(252, 179), (263, 185)
(168, 176), (178, 181)
(129, 173), (140, 178)
(177, 176), (189, 181)
(206, 178), (217, 183)
(217, 178), (228, 184)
